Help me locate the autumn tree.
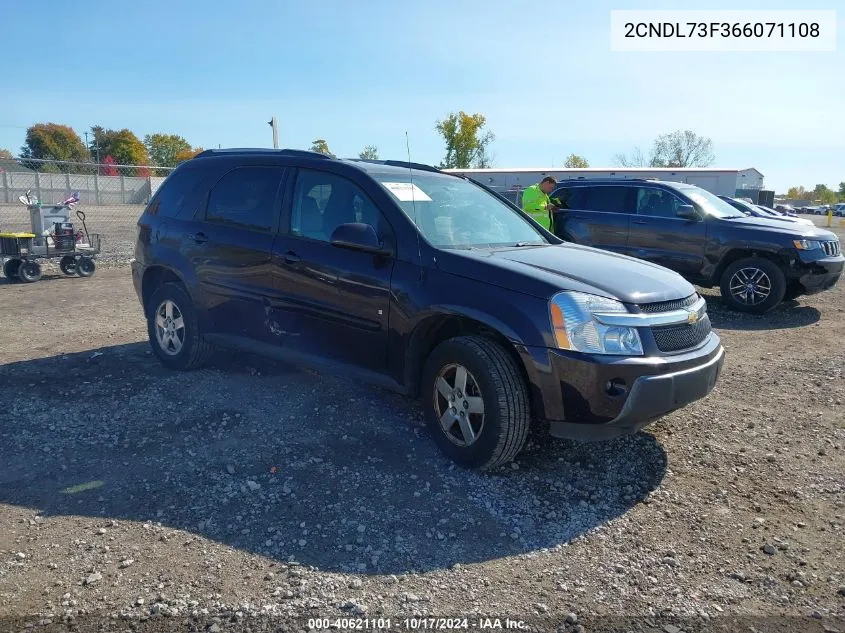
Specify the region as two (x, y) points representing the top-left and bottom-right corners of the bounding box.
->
(89, 126), (149, 174)
(144, 133), (192, 172)
(435, 111), (495, 169)
(615, 130), (715, 168)
(310, 139), (332, 155)
(358, 145), (379, 160)
(20, 123), (89, 172)
(0, 148), (13, 159)
(101, 155), (118, 176)
(786, 186), (807, 199)
(175, 146), (204, 164)
(564, 154), (589, 168)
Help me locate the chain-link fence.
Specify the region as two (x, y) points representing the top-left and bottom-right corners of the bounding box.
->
(0, 156), (174, 262)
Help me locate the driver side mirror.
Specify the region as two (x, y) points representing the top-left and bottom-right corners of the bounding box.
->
(329, 222), (392, 256)
(676, 204), (700, 220)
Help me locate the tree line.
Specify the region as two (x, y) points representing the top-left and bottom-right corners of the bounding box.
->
(785, 183), (845, 204)
(4, 118), (841, 200)
(1, 123), (204, 176)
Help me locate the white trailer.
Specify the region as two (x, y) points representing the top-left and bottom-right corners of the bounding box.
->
(443, 167), (755, 198)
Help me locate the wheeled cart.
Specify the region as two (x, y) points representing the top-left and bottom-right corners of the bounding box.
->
(1, 190), (103, 283)
(0, 231), (102, 283)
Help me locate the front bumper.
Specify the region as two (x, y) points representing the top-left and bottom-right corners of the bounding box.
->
(795, 255), (844, 295)
(519, 333), (725, 441)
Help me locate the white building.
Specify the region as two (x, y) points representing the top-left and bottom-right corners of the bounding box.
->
(442, 167), (763, 197)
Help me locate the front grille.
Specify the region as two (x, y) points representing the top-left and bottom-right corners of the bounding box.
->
(638, 293), (699, 314)
(651, 314), (712, 352)
(822, 240), (841, 257)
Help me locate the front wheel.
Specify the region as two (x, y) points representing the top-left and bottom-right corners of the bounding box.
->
(59, 255), (77, 275)
(421, 336), (531, 471)
(719, 257), (786, 314)
(146, 282), (214, 371)
(76, 257), (96, 277)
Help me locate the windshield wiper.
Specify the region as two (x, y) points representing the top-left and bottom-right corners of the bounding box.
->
(509, 242), (544, 247)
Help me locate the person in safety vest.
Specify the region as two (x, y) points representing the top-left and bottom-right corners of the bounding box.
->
(521, 176), (559, 231)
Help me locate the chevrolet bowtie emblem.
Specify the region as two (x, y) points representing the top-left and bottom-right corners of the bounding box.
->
(687, 309), (699, 324)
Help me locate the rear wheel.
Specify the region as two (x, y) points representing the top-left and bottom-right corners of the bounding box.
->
(421, 336), (530, 471)
(17, 261), (42, 283)
(719, 257), (786, 314)
(147, 282), (214, 370)
(2, 258), (22, 280)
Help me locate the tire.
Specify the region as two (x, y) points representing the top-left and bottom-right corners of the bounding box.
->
(146, 282), (214, 371)
(421, 335), (530, 471)
(59, 255), (77, 275)
(76, 257), (96, 277)
(17, 261), (42, 283)
(3, 258), (22, 280)
(719, 257), (786, 314)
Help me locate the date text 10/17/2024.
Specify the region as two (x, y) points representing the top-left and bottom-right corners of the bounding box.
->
(307, 618), (528, 630)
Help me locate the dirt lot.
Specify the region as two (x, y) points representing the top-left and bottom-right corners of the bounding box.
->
(0, 242), (843, 632)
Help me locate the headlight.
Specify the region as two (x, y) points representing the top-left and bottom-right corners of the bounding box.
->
(793, 239), (821, 250)
(549, 291), (643, 356)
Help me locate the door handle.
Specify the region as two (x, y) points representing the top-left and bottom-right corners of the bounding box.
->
(283, 251), (301, 264)
(632, 220), (648, 225)
(188, 232), (209, 243)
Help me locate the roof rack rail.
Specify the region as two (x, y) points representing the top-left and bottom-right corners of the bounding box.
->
(194, 148), (334, 160)
(348, 158), (441, 173)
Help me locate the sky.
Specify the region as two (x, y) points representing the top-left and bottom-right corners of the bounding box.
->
(0, 0), (842, 194)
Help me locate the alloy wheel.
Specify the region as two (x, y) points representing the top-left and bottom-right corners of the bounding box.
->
(433, 363), (485, 447)
(154, 299), (186, 356)
(729, 267), (772, 306)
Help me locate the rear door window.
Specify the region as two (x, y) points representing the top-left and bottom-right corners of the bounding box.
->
(634, 187), (687, 218)
(205, 166), (286, 232)
(553, 187), (588, 210)
(147, 167), (205, 219)
(583, 186), (631, 213)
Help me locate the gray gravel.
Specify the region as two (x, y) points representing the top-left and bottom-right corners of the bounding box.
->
(1, 239), (844, 632)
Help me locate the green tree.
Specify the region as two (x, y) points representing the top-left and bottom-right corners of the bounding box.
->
(786, 186), (807, 199)
(838, 182), (845, 201)
(813, 184), (837, 205)
(435, 111), (495, 169)
(89, 126), (149, 174)
(0, 148), (13, 160)
(564, 154), (590, 168)
(310, 139), (332, 155)
(144, 133), (192, 171)
(358, 145), (379, 160)
(20, 123), (89, 172)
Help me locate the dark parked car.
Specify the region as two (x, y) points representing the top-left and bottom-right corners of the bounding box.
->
(132, 149), (725, 470)
(550, 179), (843, 313)
(718, 196), (816, 227)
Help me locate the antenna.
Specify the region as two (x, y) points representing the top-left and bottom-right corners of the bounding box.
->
(405, 131), (423, 262)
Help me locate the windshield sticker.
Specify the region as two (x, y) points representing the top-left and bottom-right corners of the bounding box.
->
(381, 182), (432, 202)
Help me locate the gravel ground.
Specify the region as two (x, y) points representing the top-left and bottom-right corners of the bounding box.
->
(0, 235), (843, 632)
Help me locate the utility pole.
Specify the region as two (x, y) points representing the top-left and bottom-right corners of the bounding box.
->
(268, 116), (279, 149)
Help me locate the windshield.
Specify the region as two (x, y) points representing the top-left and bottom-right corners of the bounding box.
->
(677, 186), (746, 218)
(373, 173), (550, 248)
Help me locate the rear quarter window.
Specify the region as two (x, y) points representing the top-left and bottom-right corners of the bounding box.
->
(146, 167), (205, 219)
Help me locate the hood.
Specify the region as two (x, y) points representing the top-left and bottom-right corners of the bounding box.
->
(721, 215), (835, 238)
(436, 243), (696, 305)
